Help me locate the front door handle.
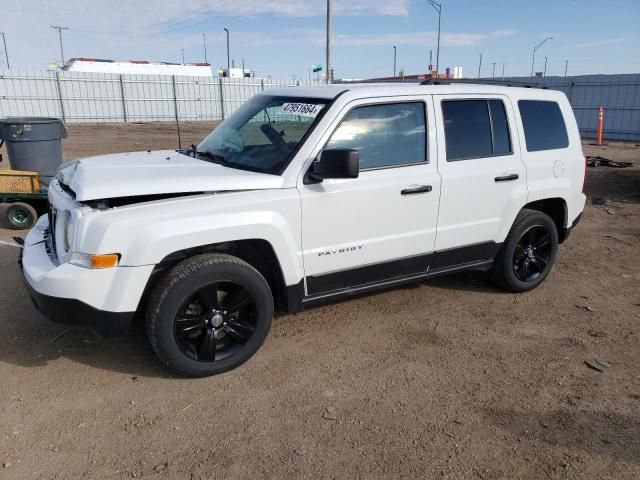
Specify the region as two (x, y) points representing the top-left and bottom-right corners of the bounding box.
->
(494, 174), (519, 182)
(401, 185), (432, 195)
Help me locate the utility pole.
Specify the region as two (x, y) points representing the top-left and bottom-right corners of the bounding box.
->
(50, 25), (69, 68)
(326, 0), (332, 84)
(224, 28), (230, 72)
(426, 0), (442, 75)
(393, 46), (397, 78)
(492, 62), (496, 78)
(543, 56), (548, 77)
(181, 48), (185, 65)
(530, 36), (553, 77)
(0, 32), (9, 69)
(202, 33), (208, 64)
(477, 53), (482, 79)
(564, 59), (568, 77)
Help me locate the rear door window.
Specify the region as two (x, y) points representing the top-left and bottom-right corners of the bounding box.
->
(518, 100), (569, 152)
(489, 100), (511, 155)
(442, 99), (512, 161)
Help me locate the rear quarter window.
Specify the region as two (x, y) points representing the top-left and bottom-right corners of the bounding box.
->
(518, 100), (569, 152)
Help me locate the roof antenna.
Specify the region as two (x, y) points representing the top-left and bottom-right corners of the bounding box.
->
(171, 75), (182, 149)
(175, 117), (182, 150)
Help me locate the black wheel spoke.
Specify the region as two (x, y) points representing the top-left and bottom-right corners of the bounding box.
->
(198, 329), (217, 361)
(223, 287), (252, 313)
(533, 254), (548, 271)
(176, 316), (204, 333)
(520, 259), (530, 279)
(533, 232), (550, 250)
(198, 283), (219, 311)
(225, 318), (254, 344)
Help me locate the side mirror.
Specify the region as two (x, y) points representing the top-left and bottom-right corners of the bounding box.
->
(310, 149), (359, 182)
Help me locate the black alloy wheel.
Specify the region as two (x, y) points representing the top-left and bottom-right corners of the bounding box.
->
(512, 225), (553, 283)
(174, 281), (256, 363)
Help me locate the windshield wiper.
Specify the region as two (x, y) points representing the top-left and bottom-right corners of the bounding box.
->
(196, 150), (230, 166)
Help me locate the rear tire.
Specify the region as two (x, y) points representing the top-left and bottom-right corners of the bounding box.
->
(146, 253), (274, 377)
(7, 202), (37, 230)
(491, 209), (559, 292)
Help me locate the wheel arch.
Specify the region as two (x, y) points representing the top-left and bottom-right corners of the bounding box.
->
(522, 197), (569, 243)
(139, 239), (296, 315)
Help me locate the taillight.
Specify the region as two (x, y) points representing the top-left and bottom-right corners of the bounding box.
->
(582, 155), (588, 192)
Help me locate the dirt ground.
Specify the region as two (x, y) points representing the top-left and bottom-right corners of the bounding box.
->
(0, 124), (639, 480)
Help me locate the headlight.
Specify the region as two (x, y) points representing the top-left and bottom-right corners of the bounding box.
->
(70, 252), (120, 269)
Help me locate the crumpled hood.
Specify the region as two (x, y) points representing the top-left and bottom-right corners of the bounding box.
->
(58, 150), (285, 201)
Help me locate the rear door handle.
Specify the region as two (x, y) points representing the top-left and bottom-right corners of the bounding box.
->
(494, 174), (519, 182)
(401, 185), (432, 195)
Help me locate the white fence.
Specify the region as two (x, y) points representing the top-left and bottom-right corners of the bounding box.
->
(0, 69), (322, 123)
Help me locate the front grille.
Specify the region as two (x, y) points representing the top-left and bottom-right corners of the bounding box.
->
(47, 203), (59, 264)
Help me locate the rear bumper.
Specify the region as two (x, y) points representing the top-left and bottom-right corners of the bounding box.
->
(562, 212), (583, 243)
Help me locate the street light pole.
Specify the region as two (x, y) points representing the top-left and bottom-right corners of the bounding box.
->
(0, 32), (9, 69)
(477, 53), (482, 78)
(326, 0), (332, 84)
(202, 33), (208, 64)
(564, 59), (568, 77)
(181, 48), (185, 65)
(492, 62), (496, 78)
(50, 25), (69, 68)
(543, 56), (548, 77)
(393, 46), (397, 78)
(426, 0), (442, 75)
(224, 28), (230, 72)
(502, 62), (505, 80)
(530, 36), (553, 77)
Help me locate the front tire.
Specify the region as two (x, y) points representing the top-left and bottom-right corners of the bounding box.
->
(146, 253), (274, 377)
(491, 209), (559, 292)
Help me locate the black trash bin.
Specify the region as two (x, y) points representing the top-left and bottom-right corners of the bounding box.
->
(0, 117), (68, 190)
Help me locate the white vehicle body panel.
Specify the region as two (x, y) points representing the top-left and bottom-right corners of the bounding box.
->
(297, 95), (440, 283)
(432, 93), (529, 250)
(73, 188), (304, 285)
(60, 150), (284, 201)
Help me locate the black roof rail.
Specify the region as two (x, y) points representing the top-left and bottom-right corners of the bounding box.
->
(420, 78), (548, 89)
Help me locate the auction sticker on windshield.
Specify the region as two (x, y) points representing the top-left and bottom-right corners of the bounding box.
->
(279, 103), (324, 117)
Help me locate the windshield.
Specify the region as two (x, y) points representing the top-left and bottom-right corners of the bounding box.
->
(197, 95), (329, 175)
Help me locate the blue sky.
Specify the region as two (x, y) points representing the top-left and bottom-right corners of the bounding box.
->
(2, 0), (639, 79)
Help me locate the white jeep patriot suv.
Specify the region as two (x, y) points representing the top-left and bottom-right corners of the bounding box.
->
(20, 83), (586, 377)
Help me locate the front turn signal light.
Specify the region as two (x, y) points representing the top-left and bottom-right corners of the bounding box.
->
(70, 252), (120, 269)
